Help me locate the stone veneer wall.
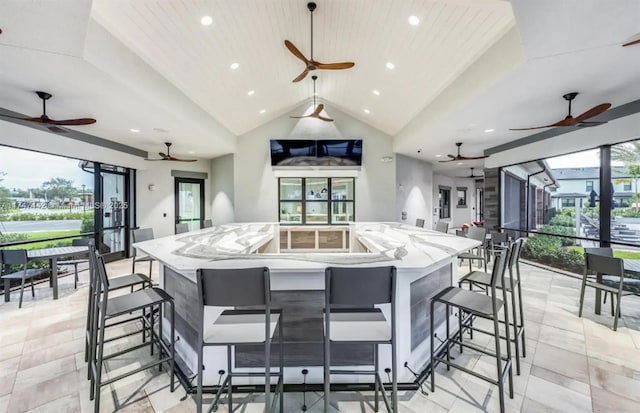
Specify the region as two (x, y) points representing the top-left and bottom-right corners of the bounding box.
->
(483, 168), (500, 230)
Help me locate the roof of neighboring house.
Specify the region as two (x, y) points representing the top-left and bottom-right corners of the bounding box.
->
(552, 167), (631, 180)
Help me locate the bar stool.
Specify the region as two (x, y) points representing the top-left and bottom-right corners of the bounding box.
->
(89, 251), (175, 413)
(84, 240), (152, 365)
(196, 267), (284, 413)
(176, 223), (189, 234)
(457, 227), (488, 272)
(458, 238), (526, 374)
(430, 247), (514, 413)
(131, 228), (156, 278)
(435, 221), (449, 233)
(1, 250), (48, 308)
(203, 219), (213, 228)
(58, 238), (92, 288)
(323, 266), (398, 413)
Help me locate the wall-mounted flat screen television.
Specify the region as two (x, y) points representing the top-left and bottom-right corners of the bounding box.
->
(270, 140), (317, 166)
(316, 139), (362, 166)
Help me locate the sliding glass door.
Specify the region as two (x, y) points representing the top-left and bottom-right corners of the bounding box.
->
(175, 178), (204, 232)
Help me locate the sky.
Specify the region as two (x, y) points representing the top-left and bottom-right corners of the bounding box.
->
(546, 148), (624, 169)
(0, 146), (94, 190)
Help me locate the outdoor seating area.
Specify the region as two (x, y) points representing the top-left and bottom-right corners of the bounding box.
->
(1, 251), (639, 412)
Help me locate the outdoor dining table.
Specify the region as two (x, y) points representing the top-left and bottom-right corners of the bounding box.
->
(594, 258), (640, 315)
(26, 245), (88, 300)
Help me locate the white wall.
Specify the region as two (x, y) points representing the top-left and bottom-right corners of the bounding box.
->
(233, 103), (396, 222)
(433, 174), (477, 229)
(210, 154), (235, 224)
(136, 160), (212, 238)
(395, 154), (434, 228)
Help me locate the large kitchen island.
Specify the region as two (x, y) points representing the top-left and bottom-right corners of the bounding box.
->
(133, 222), (480, 389)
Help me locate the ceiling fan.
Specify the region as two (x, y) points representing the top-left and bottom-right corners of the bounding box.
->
(290, 75), (333, 122)
(144, 142), (197, 162)
(457, 167), (484, 178)
(622, 32), (640, 47)
(0, 91), (96, 133)
(510, 92), (611, 131)
(284, 2), (355, 82)
(439, 142), (489, 163)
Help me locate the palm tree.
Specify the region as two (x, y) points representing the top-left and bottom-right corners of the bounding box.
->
(612, 143), (640, 210)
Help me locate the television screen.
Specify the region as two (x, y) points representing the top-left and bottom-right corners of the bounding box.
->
(270, 140), (317, 166)
(316, 139), (362, 166)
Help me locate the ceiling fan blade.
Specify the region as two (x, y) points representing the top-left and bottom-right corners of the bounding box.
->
(168, 157), (197, 162)
(313, 104), (324, 116)
(46, 118), (97, 126)
(438, 159), (458, 163)
(577, 121), (608, 128)
(143, 158), (164, 161)
(447, 154), (456, 158)
(292, 68), (310, 82)
(458, 155), (489, 160)
(284, 40), (310, 64)
(159, 152), (167, 157)
(623, 38), (640, 47)
(573, 103), (611, 123)
(314, 61), (355, 70)
(509, 124), (559, 131)
(317, 115), (334, 122)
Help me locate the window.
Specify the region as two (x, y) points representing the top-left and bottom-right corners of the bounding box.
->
(439, 187), (451, 219)
(278, 177), (354, 224)
(586, 180), (594, 192)
(624, 182), (632, 191)
(561, 198), (576, 208)
(456, 187), (467, 208)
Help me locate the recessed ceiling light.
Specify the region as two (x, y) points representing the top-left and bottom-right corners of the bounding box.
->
(247, 90), (255, 96)
(230, 62), (239, 70)
(372, 90), (380, 96)
(386, 62), (395, 70)
(435, 154), (442, 158)
(200, 16), (213, 26)
(408, 16), (420, 26)
(153, 127), (168, 133)
(484, 128), (495, 133)
(259, 109), (266, 114)
(457, 162), (464, 165)
(188, 151), (196, 154)
(129, 128), (140, 133)
(363, 109), (370, 114)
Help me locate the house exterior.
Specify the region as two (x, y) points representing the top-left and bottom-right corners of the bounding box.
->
(551, 167), (635, 210)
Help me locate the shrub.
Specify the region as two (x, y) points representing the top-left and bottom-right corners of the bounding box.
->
(549, 215), (575, 227)
(81, 216), (95, 234)
(559, 208), (575, 218)
(521, 235), (585, 273)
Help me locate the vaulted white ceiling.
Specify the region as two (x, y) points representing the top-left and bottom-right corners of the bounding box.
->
(1, 0), (639, 172)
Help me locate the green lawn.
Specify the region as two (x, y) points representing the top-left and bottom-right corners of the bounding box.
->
(568, 245), (640, 259)
(1, 230), (81, 250)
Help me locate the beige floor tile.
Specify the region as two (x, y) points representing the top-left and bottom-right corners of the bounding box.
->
(532, 342), (589, 384)
(520, 397), (565, 413)
(25, 393), (81, 413)
(530, 366), (591, 395)
(589, 362), (640, 402)
(14, 354), (77, 391)
(538, 324), (586, 355)
(19, 338), (84, 371)
(8, 371), (79, 412)
(0, 342), (24, 363)
(524, 375), (593, 413)
(0, 395), (9, 413)
(591, 385), (640, 413)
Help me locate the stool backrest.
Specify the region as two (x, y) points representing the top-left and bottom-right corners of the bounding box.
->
(132, 228), (155, 243)
(467, 226), (487, 242)
(0, 249), (28, 266)
(435, 221), (449, 233)
(72, 238), (92, 246)
(197, 267), (270, 307)
(491, 231), (508, 245)
(508, 238), (524, 269)
(489, 246), (509, 288)
(176, 223), (189, 234)
(203, 219), (213, 228)
(93, 251), (111, 296)
(455, 229), (466, 237)
(325, 266), (396, 306)
(584, 247), (613, 257)
(585, 253), (624, 278)
(415, 218), (425, 228)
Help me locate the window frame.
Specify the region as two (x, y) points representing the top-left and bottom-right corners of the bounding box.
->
(586, 180), (594, 192)
(456, 187), (468, 208)
(439, 186), (451, 219)
(277, 177), (355, 225)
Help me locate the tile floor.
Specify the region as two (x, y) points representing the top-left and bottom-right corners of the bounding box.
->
(1, 259), (639, 412)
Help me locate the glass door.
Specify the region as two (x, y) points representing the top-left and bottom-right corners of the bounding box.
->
(98, 167), (129, 260)
(175, 178), (205, 232)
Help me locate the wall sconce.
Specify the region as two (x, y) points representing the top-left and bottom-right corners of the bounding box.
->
(148, 184), (156, 191)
